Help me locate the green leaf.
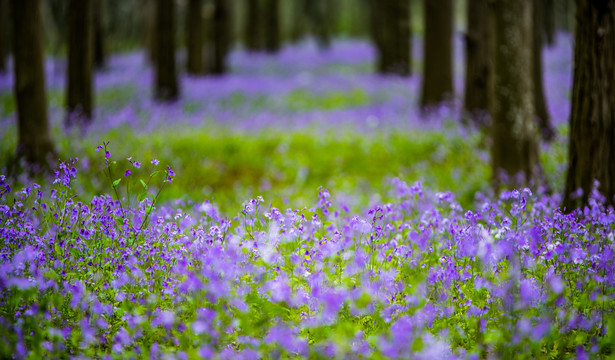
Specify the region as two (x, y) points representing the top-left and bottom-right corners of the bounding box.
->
(54, 242), (61, 255)
(137, 193), (147, 202)
(113, 178), (122, 187)
(140, 179), (148, 190)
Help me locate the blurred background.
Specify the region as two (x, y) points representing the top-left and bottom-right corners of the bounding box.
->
(0, 0), (577, 213)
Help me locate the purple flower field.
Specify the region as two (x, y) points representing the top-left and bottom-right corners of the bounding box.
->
(2, 34), (612, 359)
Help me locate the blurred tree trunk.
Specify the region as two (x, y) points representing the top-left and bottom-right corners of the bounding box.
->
(420, 0), (453, 107)
(11, 0), (55, 173)
(290, 0), (308, 43)
(311, 0), (332, 50)
(489, 0), (542, 190)
(244, 0), (262, 51)
(186, 0), (204, 74)
(563, 0), (615, 211)
(263, 0), (280, 53)
(93, 0), (106, 69)
(211, 0), (230, 74)
(542, 0), (555, 45)
(463, 0), (489, 122)
(145, 0), (157, 64)
(66, 0), (94, 126)
(369, 0), (411, 76)
(555, 0), (575, 32)
(532, 0), (556, 141)
(154, 0), (179, 101)
(0, 0), (9, 74)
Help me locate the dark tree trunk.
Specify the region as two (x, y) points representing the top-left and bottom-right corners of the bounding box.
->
(211, 0), (230, 74)
(244, 0), (262, 51)
(93, 0), (106, 69)
(563, 0), (615, 211)
(154, 0), (179, 101)
(186, 0), (204, 74)
(145, 0), (157, 65)
(311, 0), (333, 50)
(0, 0), (9, 74)
(11, 0), (55, 173)
(290, 0), (308, 43)
(489, 0), (542, 190)
(463, 0), (490, 123)
(369, 0), (411, 76)
(542, 0), (556, 45)
(263, 0), (280, 53)
(66, 0), (94, 127)
(420, 0), (453, 107)
(532, 0), (556, 141)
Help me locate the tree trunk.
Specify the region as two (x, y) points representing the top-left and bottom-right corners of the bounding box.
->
(542, 0), (555, 45)
(312, 0), (332, 50)
(489, 0), (542, 190)
(0, 0), (9, 74)
(66, 0), (94, 127)
(93, 0), (106, 70)
(563, 0), (615, 211)
(10, 0), (55, 173)
(532, 0), (556, 141)
(463, 0), (490, 123)
(290, 0), (308, 43)
(186, 0), (204, 74)
(244, 0), (262, 51)
(154, 0), (179, 101)
(263, 0), (280, 53)
(420, 0), (453, 107)
(145, 0), (157, 65)
(369, 0), (411, 76)
(211, 0), (230, 74)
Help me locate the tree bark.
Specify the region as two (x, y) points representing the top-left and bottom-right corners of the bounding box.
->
(311, 0), (333, 50)
(489, 0), (542, 190)
(290, 0), (308, 43)
(154, 0), (179, 101)
(186, 0), (204, 74)
(0, 0), (9, 74)
(263, 0), (280, 53)
(211, 0), (230, 74)
(369, 0), (411, 76)
(66, 0), (94, 126)
(145, 0), (157, 65)
(532, 0), (556, 141)
(542, 0), (556, 45)
(463, 0), (490, 122)
(10, 0), (55, 173)
(563, 0), (615, 211)
(93, 0), (106, 69)
(420, 0), (453, 107)
(244, 0), (262, 51)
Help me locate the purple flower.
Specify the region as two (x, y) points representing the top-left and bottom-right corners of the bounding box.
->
(151, 158), (160, 166)
(124, 170), (131, 177)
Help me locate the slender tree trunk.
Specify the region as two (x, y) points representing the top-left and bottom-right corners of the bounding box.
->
(563, 0), (615, 211)
(244, 0), (262, 51)
(532, 0), (556, 141)
(186, 0), (204, 74)
(312, 0), (332, 50)
(463, 0), (490, 122)
(263, 0), (280, 53)
(420, 0), (453, 107)
(145, 0), (157, 65)
(93, 0), (106, 69)
(66, 0), (94, 127)
(369, 0), (411, 76)
(11, 0), (55, 173)
(542, 0), (555, 45)
(489, 0), (542, 190)
(211, 0), (230, 74)
(154, 0), (179, 101)
(290, 0), (308, 43)
(0, 0), (9, 74)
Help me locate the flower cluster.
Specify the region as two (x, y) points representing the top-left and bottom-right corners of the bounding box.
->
(1, 158), (613, 359)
